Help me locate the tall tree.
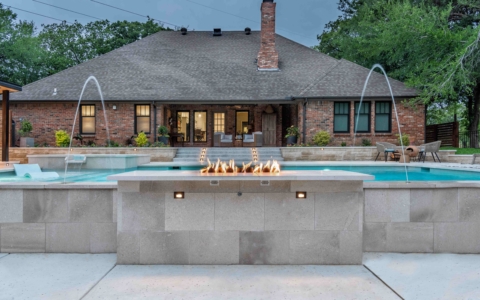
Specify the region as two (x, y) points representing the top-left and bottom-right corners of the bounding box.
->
(40, 18), (169, 75)
(0, 4), (48, 86)
(316, 0), (480, 145)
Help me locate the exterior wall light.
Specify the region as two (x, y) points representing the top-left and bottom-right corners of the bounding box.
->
(296, 192), (307, 199)
(113, 105), (117, 110)
(174, 192), (185, 199)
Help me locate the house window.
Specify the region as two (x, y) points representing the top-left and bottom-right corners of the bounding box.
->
(214, 112), (225, 133)
(135, 105), (150, 134)
(354, 102), (370, 133)
(80, 105), (95, 134)
(194, 111), (207, 142)
(334, 102), (350, 133)
(375, 102), (391, 132)
(177, 111), (190, 142)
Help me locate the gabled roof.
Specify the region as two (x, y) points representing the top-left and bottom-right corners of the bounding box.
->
(11, 31), (416, 102)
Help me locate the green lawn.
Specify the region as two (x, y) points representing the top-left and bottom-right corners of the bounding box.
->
(441, 147), (480, 154)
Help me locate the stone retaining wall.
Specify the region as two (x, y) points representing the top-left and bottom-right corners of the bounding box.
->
(1, 181), (479, 256)
(0, 184), (117, 253)
(7, 147), (177, 164)
(281, 147), (460, 163)
(364, 182), (480, 254)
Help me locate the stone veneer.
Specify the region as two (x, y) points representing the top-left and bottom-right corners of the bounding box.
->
(363, 182), (480, 254)
(0, 184), (117, 253)
(1, 178), (479, 259)
(112, 171), (369, 265)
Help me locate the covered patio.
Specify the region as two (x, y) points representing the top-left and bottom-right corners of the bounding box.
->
(162, 102), (298, 147)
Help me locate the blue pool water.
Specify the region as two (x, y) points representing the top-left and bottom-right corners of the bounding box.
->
(0, 165), (479, 182)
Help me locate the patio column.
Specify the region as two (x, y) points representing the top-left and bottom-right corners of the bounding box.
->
(2, 90), (9, 161)
(1, 81), (22, 162)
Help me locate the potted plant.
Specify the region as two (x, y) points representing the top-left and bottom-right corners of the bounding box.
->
(19, 119), (34, 147)
(157, 125), (170, 145)
(285, 125), (299, 145)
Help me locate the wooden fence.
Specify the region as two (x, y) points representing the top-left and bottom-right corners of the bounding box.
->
(426, 122), (459, 147)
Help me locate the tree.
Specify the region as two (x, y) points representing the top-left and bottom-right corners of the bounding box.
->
(316, 0), (480, 146)
(39, 18), (169, 75)
(0, 4), (48, 85)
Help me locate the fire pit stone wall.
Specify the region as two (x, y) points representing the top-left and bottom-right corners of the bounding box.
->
(111, 170), (372, 265)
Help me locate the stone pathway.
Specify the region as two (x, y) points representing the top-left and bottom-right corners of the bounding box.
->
(1, 253), (479, 299)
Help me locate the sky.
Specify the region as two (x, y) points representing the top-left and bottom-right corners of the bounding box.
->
(2, 0), (342, 47)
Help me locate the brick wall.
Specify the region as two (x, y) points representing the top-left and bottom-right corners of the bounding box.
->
(8, 102), (161, 147)
(299, 100), (425, 146)
(257, 1), (279, 70)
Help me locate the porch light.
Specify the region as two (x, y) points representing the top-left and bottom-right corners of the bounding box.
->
(296, 192), (307, 199)
(5, 163), (9, 167)
(134, 148), (137, 151)
(174, 192), (185, 199)
(70, 148), (73, 152)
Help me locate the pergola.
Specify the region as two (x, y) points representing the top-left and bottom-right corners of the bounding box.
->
(1, 81), (22, 162)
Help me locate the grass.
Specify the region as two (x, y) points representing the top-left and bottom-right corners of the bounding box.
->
(441, 147), (480, 154)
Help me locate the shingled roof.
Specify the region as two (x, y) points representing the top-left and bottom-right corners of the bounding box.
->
(11, 31), (417, 102)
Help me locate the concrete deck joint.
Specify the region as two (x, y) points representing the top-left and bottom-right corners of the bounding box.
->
(363, 264), (404, 300)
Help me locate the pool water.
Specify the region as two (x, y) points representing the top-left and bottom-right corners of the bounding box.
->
(0, 165), (479, 182)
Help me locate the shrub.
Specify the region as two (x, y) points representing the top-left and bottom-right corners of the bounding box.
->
(285, 125), (300, 138)
(312, 131), (330, 146)
(341, 141), (347, 147)
(150, 141), (169, 147)
(18, 119), (33, 137)
(106, 140), (120, 147)
(361, 139), (372, 146)
(135, 132), (149, 147)
(157, 125), (169, 137)
(55, 130), (70, 147)
(396, 134), (410, 147)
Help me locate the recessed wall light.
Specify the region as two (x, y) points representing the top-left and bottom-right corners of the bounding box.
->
(296, 192), (307, 199)
(174, 192), (185, 199)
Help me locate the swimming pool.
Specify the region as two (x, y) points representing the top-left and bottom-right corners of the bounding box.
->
(0, 165), (479, 182)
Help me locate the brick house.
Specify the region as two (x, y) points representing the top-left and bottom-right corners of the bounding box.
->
(5, 0), (423, 148)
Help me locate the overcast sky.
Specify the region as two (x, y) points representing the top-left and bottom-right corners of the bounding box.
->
(2, 0), (342, 47)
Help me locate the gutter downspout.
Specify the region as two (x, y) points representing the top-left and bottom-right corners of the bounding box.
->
(303, 98), (308, 144)
(153, 102), (157, 143)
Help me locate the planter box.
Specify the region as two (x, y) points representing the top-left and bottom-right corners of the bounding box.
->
(20, 137), (34, 147)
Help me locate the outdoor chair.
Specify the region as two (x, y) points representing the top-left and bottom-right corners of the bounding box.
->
(375, 142), (397, 162)
(214, 132), (233, 147)
(418, 141), (442, 163)
(472, 153), (480, 164)
(243, 132), (263, 147)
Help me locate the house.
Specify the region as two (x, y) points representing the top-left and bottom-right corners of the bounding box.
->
(5, 0), (424, 147)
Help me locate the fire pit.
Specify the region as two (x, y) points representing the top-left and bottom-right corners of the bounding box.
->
(200, 159), (281, 174)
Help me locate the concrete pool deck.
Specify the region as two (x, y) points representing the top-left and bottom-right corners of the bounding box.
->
(0, 253), (479, 299)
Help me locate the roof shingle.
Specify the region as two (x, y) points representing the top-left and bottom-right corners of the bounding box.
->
(11, 31), (416, 102)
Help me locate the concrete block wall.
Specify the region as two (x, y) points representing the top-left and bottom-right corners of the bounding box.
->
(116, 180), (364, 265)
(364, 183), (480, 253)
(0, 186), (117, 253)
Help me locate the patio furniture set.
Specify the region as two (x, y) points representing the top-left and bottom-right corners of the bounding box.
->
(375, 141), (442, 163)
(213, 132), (263, 147)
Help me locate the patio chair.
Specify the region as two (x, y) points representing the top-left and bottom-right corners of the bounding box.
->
(243, 132), (263, 147)
(472, 153), (479, 164)
(214, 132), (233, 147)
(418, 141), (442, 163)
(375, 142), (397, 162)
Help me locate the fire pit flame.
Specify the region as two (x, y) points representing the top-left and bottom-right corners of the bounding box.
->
(201, 159), (280, 174)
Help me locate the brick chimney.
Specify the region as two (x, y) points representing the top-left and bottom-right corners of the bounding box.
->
(257, 0), (279, 71)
